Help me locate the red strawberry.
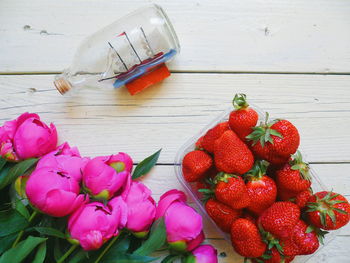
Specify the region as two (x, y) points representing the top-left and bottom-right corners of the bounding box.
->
(252, 248), (295, 263)
(280, 237), (299, 257)
(202, 122), (229, 153)
(231, 218), (266, 258)
(277, 184), (299, 202)
(214, 173), (250, 209)
(245, 161), (277, 215)
(247, 113), (300, 165)
(258, 202), (300, 240)
(295, 189), (313, 209)
(290, 220), (319, 255)
(229, 94), (258, 140)
(214, 130), (254, 174)
(276, 151), (311, 193)
(195, 136), (204, 150)
(306, 191), (350, 230)
(205, 198), (242, 233)
(182, 150), (213, 182)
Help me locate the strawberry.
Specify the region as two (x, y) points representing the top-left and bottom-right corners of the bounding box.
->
(280, 237), (299, 257)
(205, 198), (242, 233)
(214, 173), (250, 209)
(252, 248), (295, 263)
(228, 94), (258, 140)
(182, 150), (213, 182)
(276, 151), (311, 193)
(214, 130), (254, 174)
(295, 189), (313, 209)
(202, 122), (229, 153)
(277, 184), (299, 202)
(258, 202), (300, 240)
(247, 113), (300, 165)
(290, 220), (319, 255)
(245, 161), (277, 215)
(231, 218), (266, 258)
(195, 136), (204, 150)
(306, 191), (350, 230)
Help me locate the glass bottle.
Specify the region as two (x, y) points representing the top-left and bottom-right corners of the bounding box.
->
(54, 4), (180, 95)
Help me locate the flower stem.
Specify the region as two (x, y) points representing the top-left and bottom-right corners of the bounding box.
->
(94, 235), (120, 263)
(57, 244), (78, 263)
(12, 210), (38, 248)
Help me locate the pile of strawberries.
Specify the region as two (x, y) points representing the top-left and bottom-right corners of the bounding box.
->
(181, 94), (350, 262)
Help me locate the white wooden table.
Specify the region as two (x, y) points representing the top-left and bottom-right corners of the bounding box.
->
(1, 0), (350, 262)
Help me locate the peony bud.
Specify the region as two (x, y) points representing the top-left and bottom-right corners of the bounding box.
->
(0, 112), (57, 161)
(156, 190), (204, 252)
(82, 155), (131, 200)
(185, 245), (218, 263)
(124, 181), (156, 237)
(68, 197), (127, 251)
(25, 167), (85, 217)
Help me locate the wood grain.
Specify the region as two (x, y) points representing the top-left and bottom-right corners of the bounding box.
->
(0, 0), (349, 73)
(1, 73), (350, 163)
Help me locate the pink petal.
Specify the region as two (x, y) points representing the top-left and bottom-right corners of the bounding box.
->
(164, 202), (203, 243)
(42, 189), (82, 217)
(156, 190), (187, 219)
(80, 230), (104, 251)
(187, 231), (205, 251)
(192, 245), (218, 263)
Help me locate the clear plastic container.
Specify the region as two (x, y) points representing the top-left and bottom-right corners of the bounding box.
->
(54, 4), (180, 95)
(174, 106), (339, 262)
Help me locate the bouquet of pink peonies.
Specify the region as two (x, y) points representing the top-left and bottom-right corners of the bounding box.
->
(0, 113), (218, 263)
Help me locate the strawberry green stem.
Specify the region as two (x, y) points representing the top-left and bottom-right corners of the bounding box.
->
(246, 112), (283, 147)
(233, 94), (249, 110)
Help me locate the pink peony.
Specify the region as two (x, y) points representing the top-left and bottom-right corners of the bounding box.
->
(36, 142), (89, 182)
(186, 245), (218, 263)
(68, 197), (127, 251)
(82, 154), (132, 200)
(124, 181), (156, 237)
(0, 112), (57, 161)
(156, 190), (204, 252)
(108, 152), (133, 173)
(25, 167), (85, 217)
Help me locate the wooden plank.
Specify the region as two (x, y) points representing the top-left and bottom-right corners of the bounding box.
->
(1, 73), (350, 163)
(0, 0), (350, 73)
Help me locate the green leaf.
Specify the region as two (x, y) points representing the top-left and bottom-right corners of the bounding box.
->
(0, 233), (17, 254)
(133, 218), (166, 256)
(0, 236), (47, 263)
(101, 254), (157, 263)
(0, 157), (7, 171)
(14, 199), (30, 220)
(305, 225), (314, 234)
(0, 209), (29, 237)
(32, 242), (47, 263)
(104, 235), (130, 257)
(33, 227), (66, 239)
(0, 165), (12, 191)
(0, 158), (38, 190)
(161, 254), (182, 263)
(132, 149), (161, 180)
(54, 238), (63, 261)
